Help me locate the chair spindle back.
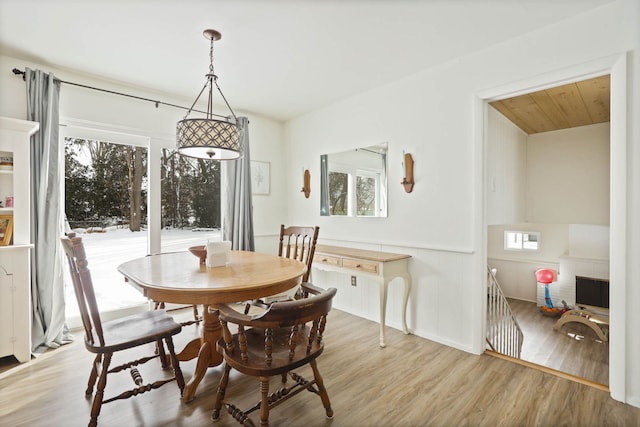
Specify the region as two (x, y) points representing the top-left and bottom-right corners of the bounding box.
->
(221, 284), (336, 365)
(278, 225), (319, 282)
(60, 232), (104, 347)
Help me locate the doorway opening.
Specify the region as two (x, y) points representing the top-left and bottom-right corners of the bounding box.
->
(483, 74), (613, 386)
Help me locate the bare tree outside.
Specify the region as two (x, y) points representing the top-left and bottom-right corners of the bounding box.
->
(65, 139), (221, 233)
(65, 138), (147, 232)
(328, 171), (348, 215)
(356, 175), (375, 216)
(64, 139), (222, 319)
(127, 146), (144, 231)
(160, 148), (220, 229)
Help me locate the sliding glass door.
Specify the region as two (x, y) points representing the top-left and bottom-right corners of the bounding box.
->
(62, 127), (223, 324)
(64, 137), (148, 320)
(159, 148), (222, 253)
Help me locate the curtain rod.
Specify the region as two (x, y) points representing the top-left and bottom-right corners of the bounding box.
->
(12, 67), (228, 119)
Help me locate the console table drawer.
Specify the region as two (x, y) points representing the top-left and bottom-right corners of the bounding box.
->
(316, 254), (342, 267)
(342, 258), (378, 274)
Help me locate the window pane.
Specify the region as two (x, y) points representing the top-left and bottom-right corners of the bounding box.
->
(64, 138), (148, 318)
(505, 231), (523, 249)
(504, 231), (539, 251)
(160, 149), (222, 252)
(522, 233), (539, 250)
(328, 171), (348, 216)
(356, 175), (376, 216)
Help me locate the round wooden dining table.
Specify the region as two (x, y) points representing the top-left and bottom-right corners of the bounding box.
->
(117, 250), (306, 402)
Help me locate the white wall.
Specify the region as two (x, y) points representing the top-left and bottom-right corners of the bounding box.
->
(486, 109), (610, 226)
(569, 223), (610, 259)
(486, 106), (528, 225)
(527, 123), (610, 224)
(284, 0), (639, 406)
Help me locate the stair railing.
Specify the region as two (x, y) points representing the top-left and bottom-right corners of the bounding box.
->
(486, 266), (523, 359)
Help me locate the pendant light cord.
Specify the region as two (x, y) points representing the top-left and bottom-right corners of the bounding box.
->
(182, 32), (238, 122)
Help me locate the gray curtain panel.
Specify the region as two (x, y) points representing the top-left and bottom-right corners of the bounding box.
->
(25, 68), (73, 352)
(223, 117), (255, 251)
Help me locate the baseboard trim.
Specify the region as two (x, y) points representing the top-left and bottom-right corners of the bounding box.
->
(484, 349), (609, 392)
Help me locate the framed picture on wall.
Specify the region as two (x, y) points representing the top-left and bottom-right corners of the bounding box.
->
(0, 215), (13, 246)
(251, 161), (270, 195)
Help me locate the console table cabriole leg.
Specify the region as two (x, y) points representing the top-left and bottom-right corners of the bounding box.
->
(379, 279), (389, 347)
(401, 273), (411, 334)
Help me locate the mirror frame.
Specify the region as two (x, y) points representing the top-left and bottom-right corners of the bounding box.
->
(320, 142), (388, 217)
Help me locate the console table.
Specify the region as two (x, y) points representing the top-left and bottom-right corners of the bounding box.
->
(313, 244), (412, 347)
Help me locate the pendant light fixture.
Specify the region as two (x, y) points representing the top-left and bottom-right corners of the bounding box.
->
(177, 29), (241, 160)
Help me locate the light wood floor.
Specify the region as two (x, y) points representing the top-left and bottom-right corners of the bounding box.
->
(508, 298), (609, 385)
(1, 308), (637, 427)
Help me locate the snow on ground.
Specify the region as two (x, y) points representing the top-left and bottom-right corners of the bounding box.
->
(65, 227), (221, 318)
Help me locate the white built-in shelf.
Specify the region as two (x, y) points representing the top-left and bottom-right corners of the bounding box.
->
(0, 116), (38, 363)
(559, 254), (609, 264)
(0, 244), (34, 251)
(1, 161), (16, 214)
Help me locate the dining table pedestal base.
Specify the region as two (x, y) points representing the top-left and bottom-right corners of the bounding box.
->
(178, 305), (223, 402)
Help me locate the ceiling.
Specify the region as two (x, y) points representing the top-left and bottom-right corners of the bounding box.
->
(489, 75), (611, 134)
(0, 0), (615, 122)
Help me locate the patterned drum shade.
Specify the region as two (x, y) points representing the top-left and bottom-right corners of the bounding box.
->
(176, 118), (241, 160)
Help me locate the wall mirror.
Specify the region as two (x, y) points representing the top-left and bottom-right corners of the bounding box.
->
(320, 142), (388, 217)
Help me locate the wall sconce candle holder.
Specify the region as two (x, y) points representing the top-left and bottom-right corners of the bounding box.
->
(401, 153), (414, 193)
(301, 169), (311, 198)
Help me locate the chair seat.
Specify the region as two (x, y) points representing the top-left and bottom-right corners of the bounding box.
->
(217, 326), (323, 377)
(86, 310), (182, 354)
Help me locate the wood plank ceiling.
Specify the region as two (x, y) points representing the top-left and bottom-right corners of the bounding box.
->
(489, 75), (610, 134)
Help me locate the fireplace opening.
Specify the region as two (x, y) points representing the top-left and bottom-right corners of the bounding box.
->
(575, 276), (609, 309)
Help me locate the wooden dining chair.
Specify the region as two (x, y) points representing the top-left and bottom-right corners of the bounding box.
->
(278, 224), (319, 283)
(61, 233), (185, 427)
(245, 225), (319, 313)
(212, 282), (337, 427)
